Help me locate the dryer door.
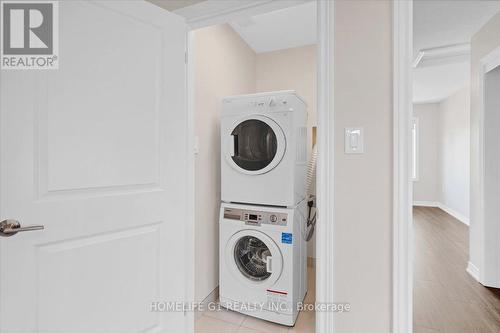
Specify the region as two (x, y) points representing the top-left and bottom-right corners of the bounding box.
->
(226, 230), (283, 288)
(226, 115), (286, 175)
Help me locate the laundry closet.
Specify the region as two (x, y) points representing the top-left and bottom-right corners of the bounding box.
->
(192, 3), (317, 330)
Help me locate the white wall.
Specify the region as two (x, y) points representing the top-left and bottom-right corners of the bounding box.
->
(334, 1), (392, 331)
(470, 11), (500, 283)
(193, 24), (256, 303)
(438, 87), (470, 220)
(255, 44), (317, 258)
(413, 103), (440, 203)
(413, 87), (471, 223)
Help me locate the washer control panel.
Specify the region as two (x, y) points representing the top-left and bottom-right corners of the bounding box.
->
(223, 208), (288, 226)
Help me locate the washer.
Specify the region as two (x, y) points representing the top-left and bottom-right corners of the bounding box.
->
(219, 201), (308, 326)
(220, 91), (307, 207)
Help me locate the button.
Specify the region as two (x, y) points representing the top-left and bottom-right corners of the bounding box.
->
(270, 215), (278, 223)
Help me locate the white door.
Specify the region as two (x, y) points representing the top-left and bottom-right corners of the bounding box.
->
(0, 1), (188, 332)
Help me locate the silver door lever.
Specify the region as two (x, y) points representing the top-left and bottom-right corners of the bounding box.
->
(0, 219), (44, 237)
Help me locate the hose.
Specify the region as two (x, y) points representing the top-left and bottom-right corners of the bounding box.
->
(304, 144), (317, 241)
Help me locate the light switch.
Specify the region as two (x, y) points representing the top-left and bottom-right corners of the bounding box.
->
(345, 127), (364, 154)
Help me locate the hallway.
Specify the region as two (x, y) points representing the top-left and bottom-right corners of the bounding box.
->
(413, 207), (500, 332)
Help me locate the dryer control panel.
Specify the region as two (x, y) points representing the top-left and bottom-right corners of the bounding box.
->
(223, 208), (288, 226)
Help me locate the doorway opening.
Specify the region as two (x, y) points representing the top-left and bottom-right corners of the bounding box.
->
(403, 1), (500, 332)
(188, 3), (319, 332)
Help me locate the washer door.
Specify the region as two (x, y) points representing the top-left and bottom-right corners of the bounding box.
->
(226, 230), (283, 288)
(226, 115), (286, 175)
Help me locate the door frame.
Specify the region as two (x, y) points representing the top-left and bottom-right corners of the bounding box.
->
(183, 0), (335, 332)
(472, 44), (500, 285)
(392, 1), (413, 333)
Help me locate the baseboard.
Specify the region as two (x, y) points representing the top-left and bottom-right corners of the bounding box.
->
(467, 261), (480, 282)
(413, 201), (469, 226)
(307, 256), (315, 268)
(413, 201), (439, 207)
(437, 203), (470, 226)
(195, 286), (219, 320)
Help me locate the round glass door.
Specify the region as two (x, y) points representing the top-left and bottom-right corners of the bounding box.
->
(234, 236), (272, 281)
(228, 115), (286, 175)
(231, 120), (277, 171)
(226, 230), (283, 287)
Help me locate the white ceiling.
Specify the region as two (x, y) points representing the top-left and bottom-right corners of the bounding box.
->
(229, 1), (316, 54)
(413, 0), (500, 103)
(414, 62), (471, 104)
(414, 0), (500, 58)
(147, 0), (206, 12)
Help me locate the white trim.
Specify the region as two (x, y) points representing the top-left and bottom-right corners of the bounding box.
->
(183, 1), (334, 332)
(476, 44), (500, 287)
(315, 0), (334, 331)
(467, 261), (480, 281)
(393, 1), (413, 333)
(413, 43), (470, 68)
(482, 45), (500, 73)
(412, 51), (424, 69)
(413, 201), (470, 226)
(194, 287), (219, 321)
(411, 117), (419, 181)
(412, 98), (445, 105)
(412, 201), (439, 207)
(185, 29), (196, 333)
(437, 203), (469, 226)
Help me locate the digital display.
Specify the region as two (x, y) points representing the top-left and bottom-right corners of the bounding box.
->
(249, 214), (258, 220)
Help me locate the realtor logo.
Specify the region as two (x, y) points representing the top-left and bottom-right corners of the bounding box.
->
(1, 1), (59, 69)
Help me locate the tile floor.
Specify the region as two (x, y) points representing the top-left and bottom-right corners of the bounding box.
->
(195, 265), (316, 333)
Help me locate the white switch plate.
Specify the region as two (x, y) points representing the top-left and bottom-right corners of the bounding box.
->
(345, 127), (364, 154)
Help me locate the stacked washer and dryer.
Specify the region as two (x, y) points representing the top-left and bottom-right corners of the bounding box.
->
(219, 90), (309, 326)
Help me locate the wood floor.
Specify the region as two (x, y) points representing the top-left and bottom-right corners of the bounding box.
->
(413, 206), (500, 333)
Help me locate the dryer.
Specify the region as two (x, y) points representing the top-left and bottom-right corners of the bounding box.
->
(220, 91), (307, 207)
(218, 201), (308, 326)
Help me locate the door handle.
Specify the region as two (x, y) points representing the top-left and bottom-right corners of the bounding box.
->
(0, 219), (44, 237)
(266, 256), (273, 273)
(230, 135), (238, 157)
